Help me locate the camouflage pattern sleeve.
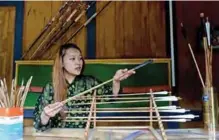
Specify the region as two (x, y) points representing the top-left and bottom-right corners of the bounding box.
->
(33, 83), (60, 131)
(91, 76), (123, 102)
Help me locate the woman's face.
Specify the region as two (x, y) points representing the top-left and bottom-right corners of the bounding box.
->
(62, 48), (83, 76)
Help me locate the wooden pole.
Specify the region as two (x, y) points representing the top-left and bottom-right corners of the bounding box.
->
(29, 3), (75, 60)
(65, 114), (197, 119)
(84, 90), (96, 140)
(180, 23), (205, 88)
(70, 95), (173, 101)
(37, 2), (94, 59)
(53, 2), (95, 44)
(66, 97), (179, 106)
(150, 89), (153, 127)
(20, 76), (33, 107)
(62, 60), (153, 104)
(64, 1), (112, 43)
(0, 77), (32, 107)
(79, 91), (169, 98)
(151, 91), (167, 140)
(65, 109), (188, 113)
(64, 119), (188, 123)
(94, 90), (96, 128)
(21, 1), (71, 59)
(95, 106), (177, 110)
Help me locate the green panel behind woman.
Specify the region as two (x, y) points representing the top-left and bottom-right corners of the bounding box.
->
(33, 43), (135, 131)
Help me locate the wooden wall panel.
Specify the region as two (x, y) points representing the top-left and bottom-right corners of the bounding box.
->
(132, 2), (143, 57)
(115, 2), (124, 57)
(68, 14), (87, 58)
(23, 1), (62, 59)
(0, 7), (15, 88)
(96, 2), (105, 57)
(96, 2), (116, 58)
(23, 1), (165, 60)
(148, 2), (166, 57)
(23, 1), (87, 60)
(23, 1), (59, 53)
(41, 11), (87, 60)
(175, 1), (219, 110)
(123, 2), (134, 57)
(96, 1), (166, 58)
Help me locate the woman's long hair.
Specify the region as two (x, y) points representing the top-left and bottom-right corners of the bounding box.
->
(52, 43), (85, 102)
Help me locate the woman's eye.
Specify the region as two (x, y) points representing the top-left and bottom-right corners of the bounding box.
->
(70, 58), (75, 60)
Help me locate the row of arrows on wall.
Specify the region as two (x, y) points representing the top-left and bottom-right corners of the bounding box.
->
(22, 1), (111, 60)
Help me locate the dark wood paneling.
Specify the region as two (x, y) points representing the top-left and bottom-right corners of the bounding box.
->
(175, 1), (219, 109)
(96, 1), (166, 58)
(23, 1), (166, 60)
(0, 7), (15, 88)
(23, 1), (87, 60)
(96, 1), (116, 58)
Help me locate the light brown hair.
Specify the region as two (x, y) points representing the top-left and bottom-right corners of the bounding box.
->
(52, 43), (84, 102)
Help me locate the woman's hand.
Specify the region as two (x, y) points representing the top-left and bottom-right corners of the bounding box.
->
(40, 102), (64, 125)
(112, 69), (135, 96)
(113, 69), (135, 82)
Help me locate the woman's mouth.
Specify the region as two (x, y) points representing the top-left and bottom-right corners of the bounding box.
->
(75, 67), (81, 71)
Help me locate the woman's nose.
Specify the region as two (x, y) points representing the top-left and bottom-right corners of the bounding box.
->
(75, 59), (81, 64)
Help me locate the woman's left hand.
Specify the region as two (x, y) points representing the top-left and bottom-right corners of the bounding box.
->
(112, 69), (135, 96)
(113, 69), (135, 82)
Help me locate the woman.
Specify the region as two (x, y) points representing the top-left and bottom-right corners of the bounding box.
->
(33, 43), (135, 131)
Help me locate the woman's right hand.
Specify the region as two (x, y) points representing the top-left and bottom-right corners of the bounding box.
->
(40, 102), (64, 125)
(43, 102), (64, 117)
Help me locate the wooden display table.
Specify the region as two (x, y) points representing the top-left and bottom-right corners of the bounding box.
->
(23, 127), (219, 140)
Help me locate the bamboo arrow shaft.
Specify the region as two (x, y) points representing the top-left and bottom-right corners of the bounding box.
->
(96, 106), (177, 110)
(69, 98), (178, 106)
(38, 2), (94, 58)
(62, 60), (153, 104)
(21, 1), (71, 59)
(73, 95), (176, 101)
(63, 119), (189, 122)
(181, 23), (205, 88)
(65, 114), (197, 119)
(65, 109), (188, 113)
(76, 91), (168, 98)
(63, 106), (177, 111)
(62, 79), (113, 104)
(65, 1), (111, 43)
